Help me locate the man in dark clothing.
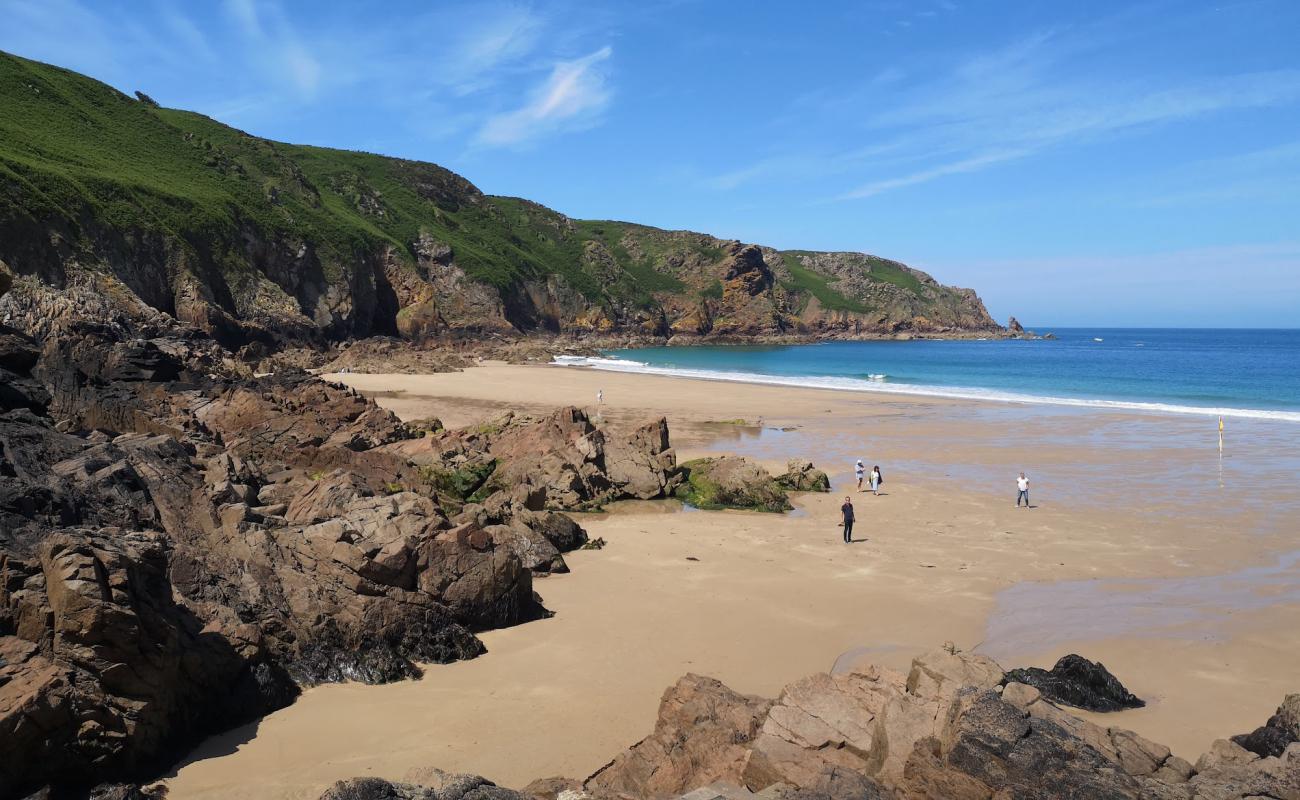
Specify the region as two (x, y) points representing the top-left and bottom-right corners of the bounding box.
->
(841, 496), (855, 543)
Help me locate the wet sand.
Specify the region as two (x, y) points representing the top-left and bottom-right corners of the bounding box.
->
(162, 363), (1300, 799)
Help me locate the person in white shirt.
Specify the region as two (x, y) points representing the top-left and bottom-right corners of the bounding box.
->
(869, 465), (882, 496)
(1016, 473), (1030, 508)
(855, 459), (866, 490)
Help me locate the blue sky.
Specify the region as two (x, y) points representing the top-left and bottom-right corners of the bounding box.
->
(3, 0), (1299, 326)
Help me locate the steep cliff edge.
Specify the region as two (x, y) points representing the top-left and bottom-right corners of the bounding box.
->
(0, 51), (999, 346)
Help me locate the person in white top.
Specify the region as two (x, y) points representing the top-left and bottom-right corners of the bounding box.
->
(855, 459), (866, 490)
(869, 465), (882, 496)
(597, 389), (603, 406)
(1016, 473), (1030, 508)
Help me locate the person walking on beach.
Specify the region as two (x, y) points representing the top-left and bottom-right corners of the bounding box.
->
(597, 388), (603, 406)
(840, 496), (855, 543)
(855, 459), (866, 491)
(870, 465), (883, 496)
(1016, 472), (1030, 508)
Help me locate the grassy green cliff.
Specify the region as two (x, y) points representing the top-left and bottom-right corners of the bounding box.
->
(0, 51), (1000, 345)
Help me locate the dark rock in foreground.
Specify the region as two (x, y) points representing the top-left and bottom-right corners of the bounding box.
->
(320, 771), (527, 800)
(1232, 694), (1300, 758)
(1004, 653), (1145, 711)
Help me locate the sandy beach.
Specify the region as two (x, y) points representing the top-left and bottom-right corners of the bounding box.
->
(162, 363), (1300, 799)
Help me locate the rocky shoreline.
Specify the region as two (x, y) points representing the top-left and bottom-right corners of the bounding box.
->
(3, 272), (1293, 800)
(0, 274), (691, 797)
(315, 647), (1300, 800)
(0, 271), (848, 798)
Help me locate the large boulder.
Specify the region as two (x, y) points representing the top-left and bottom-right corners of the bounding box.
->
(1232, 694), (1300, 758)
(0, 531), (295, 798)
(675, 457), (792, 512)
(319, 771), (527, 800)
(586, 674), (774, 798)
(743, 648), (1003, 789)
(774, 459), (830, 493)
(400, 407), (680, 513)
(1004, 653), (1144, 711)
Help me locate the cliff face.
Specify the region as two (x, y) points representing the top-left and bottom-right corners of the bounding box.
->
(0, 51), (1000, 346)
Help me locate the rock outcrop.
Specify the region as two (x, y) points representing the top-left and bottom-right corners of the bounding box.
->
(564, 648), (1300, 800)
(0, 306), (681, 798)
(320, 771), (528, 800)
(674, 457), (793, 512)
(1004, 653), (1145, 711)
(1232, 694), (1300, 758)
(586, 674), (775, 797)
(774, 460), (831, 493)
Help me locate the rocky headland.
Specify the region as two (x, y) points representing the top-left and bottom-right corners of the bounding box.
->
(1, 50), (1003, 359)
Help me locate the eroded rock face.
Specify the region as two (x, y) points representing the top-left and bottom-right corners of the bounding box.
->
(0, 530), (295, 799)
(400, 408), (681, 515)
(586, 674), (774, 798)
(0, 317), (665, 797)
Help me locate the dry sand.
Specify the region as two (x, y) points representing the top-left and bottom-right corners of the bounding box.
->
(162, 363), (1300, 799)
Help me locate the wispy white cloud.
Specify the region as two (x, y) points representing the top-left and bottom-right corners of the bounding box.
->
(158, 3), (216, 65)
(700, 14), (1300, 203)
(839, 150), (1025, 198)
(440, 4), (544, 96)
(222, 0), (321, 96)
(476, 45), (614, 147)
(0, 0), (620, 151)
(833, 25), (1300, 199)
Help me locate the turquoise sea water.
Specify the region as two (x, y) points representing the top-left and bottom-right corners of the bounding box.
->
(556, 329), (1300, 421)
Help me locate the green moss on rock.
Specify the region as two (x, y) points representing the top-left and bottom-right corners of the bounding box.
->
(674, 456), (792, 512)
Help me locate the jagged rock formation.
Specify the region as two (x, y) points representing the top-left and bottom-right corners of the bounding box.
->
(587, 649), (1299, 799)
(1232, 694), (1300, 758)
(0, 51), (1000, 350)
(0, 298), (681, 798)
(317, 648), (1300, 800)
(1004, 653), (1145, 711)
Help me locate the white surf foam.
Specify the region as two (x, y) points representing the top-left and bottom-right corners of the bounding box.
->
(551, 355), (1300, 423)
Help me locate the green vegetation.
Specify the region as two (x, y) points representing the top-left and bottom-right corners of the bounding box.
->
(861, 255), (929, 296)
(779, 254), (871, 314)
(0, 50), (986, 334)
(418, 459), (498, 501)
(674, 457), (792, 513)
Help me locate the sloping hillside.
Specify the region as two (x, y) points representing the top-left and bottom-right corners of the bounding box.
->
(0, 51), (999, 346)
